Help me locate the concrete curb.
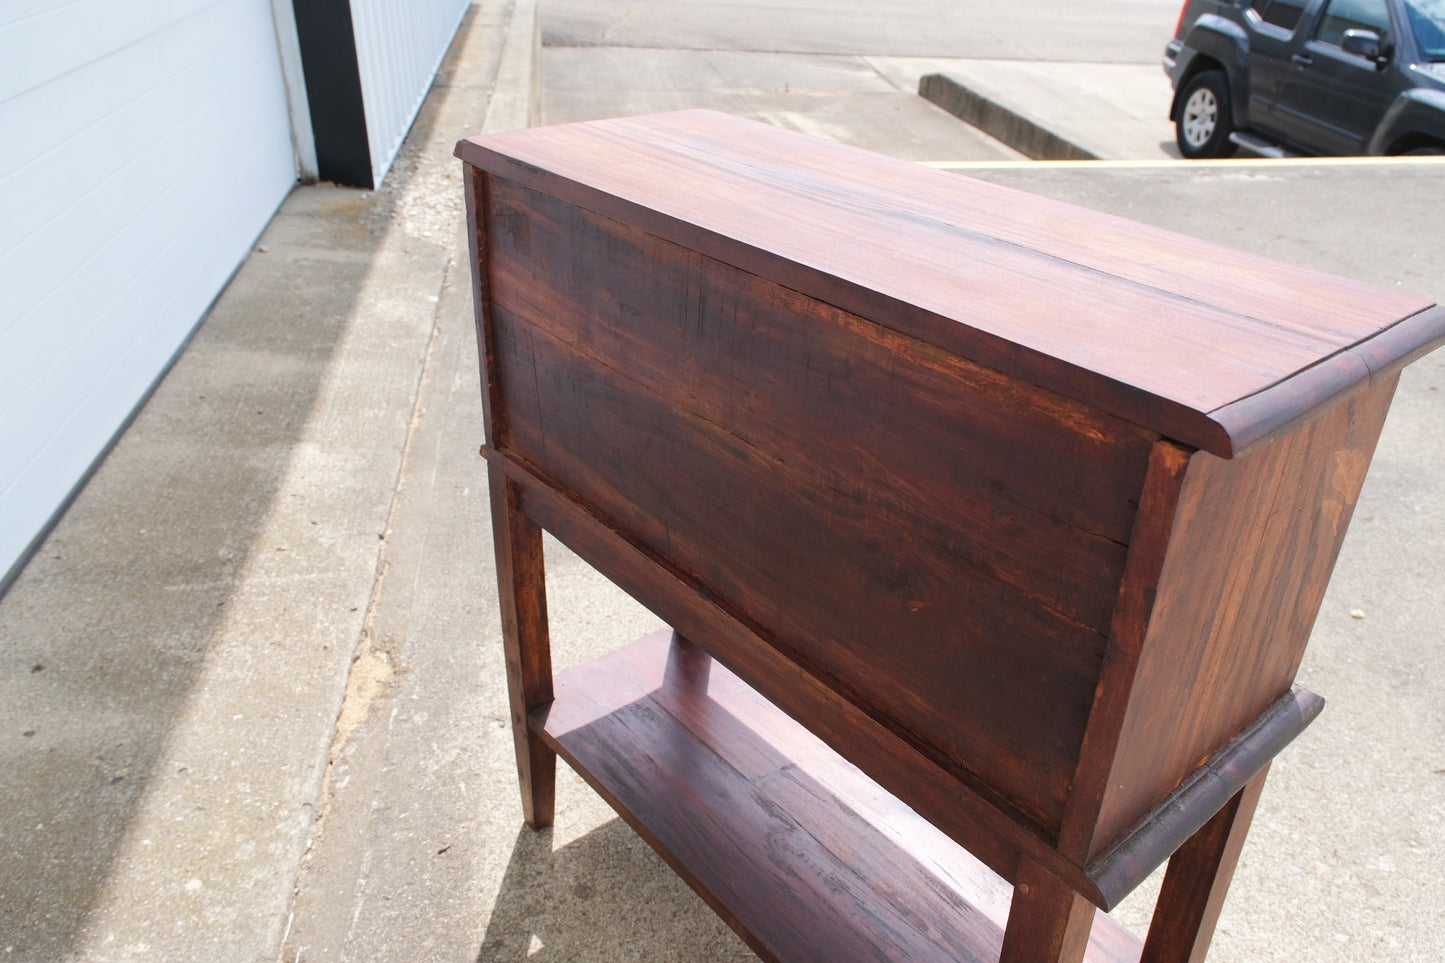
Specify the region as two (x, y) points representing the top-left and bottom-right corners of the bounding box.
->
(919, 72), (1097, 161)
(484, 0), (541, 133)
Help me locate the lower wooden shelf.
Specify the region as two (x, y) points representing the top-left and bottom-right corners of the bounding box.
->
(532, 629), (1143, 963)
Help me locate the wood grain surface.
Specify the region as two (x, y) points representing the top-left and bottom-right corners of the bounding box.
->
(457, 110), (1444, 456)
(1073, 376), (1396, 859)
(486, 447), (1108, 903)
(539, 631), (1144, 963)
(482, 173), (1161, 831)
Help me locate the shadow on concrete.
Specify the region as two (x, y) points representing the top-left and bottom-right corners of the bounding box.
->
(0, 8), (485, 957)
(477, 821), (751, 962)
(0, 192), (381, 958)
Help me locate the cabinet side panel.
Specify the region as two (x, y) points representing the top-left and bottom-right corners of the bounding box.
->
(463, 166), (501, 448)
(1086, 375), (1397, 856)
(483, 178), (1156, 831)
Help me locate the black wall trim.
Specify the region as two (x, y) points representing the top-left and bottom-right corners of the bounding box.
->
(293, 0), (373, 188)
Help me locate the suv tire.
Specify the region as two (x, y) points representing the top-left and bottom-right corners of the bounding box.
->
(1175, 70), (1237, 159)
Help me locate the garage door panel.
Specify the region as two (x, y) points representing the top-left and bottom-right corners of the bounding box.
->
(0, 193), (263, 518)
(349, 0), (470, 184)
(0, 11), (222, 257)
(1, 68), (237, 344)
(0, 0), (295, 580)
(0, 0), (221, 102)
(0, 79), (292, 430)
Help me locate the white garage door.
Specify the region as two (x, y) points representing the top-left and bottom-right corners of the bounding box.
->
(351, 0), (472, 185)
(0, 0), (298, 583)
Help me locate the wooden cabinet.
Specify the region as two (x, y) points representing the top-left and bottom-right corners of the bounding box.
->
(455, 110), (1445, 962)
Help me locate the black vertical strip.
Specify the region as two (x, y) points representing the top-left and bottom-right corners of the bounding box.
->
(292, 0), (373, 188)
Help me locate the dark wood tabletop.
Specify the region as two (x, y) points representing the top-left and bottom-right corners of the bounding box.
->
(457, 109), (1445, 458)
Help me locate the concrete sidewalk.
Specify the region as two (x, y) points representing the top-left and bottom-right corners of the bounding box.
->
(0, 2), (559, 960)
(2, 8), (1443, 963)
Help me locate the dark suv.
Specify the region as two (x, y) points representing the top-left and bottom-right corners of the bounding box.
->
(1164, 0), (1445, 157)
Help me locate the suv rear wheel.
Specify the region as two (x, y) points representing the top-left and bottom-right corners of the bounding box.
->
(1175, 70), (1237, 158)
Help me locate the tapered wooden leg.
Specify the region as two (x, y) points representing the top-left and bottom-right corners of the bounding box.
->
(489, 466), (556, 829)
(1000, 857), (1094, 963)
(1141, 765), (1270, 963)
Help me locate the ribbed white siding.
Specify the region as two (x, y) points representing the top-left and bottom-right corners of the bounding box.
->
(0, 0), (297, 580)
(349, 0), (470, 186)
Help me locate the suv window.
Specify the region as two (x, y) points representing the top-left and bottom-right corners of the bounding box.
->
(1404, 0), (1445, 60)
(1315, 0), (1392, 45)
(1251, 0), (1310, 30)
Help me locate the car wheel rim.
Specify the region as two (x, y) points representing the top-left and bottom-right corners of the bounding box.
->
(1183, 88), (1218, 148)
